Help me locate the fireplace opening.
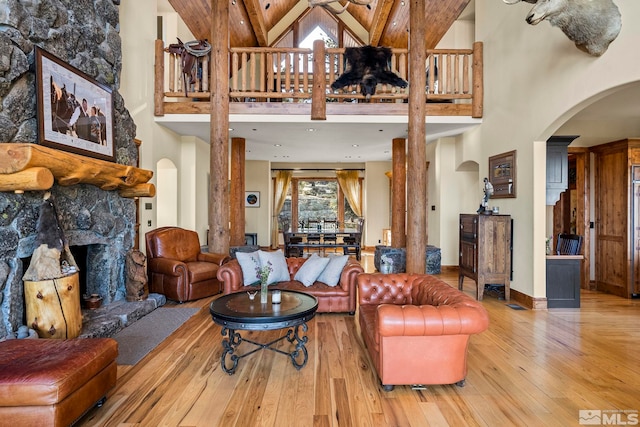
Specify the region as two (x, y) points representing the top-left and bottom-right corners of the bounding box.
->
(70, 245), (89, 298)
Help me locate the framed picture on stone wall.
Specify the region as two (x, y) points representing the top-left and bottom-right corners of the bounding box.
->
(35, 46), (115, 162)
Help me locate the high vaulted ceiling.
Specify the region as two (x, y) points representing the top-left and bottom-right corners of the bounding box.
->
(167, 0), (472, 49)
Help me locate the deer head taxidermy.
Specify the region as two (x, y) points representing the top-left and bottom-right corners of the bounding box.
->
(308, 0), (373, 15)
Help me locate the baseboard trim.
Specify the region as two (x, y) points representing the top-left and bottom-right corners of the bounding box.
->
(510, 288), (547, 310)
(440, 265), (458, 274)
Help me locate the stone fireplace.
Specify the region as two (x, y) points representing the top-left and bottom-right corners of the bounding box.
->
(0, 1), (141, 340)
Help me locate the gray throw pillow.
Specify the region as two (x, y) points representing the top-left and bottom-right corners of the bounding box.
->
(317, 255), (349, 287)
(294, 254), (331, 287)
(258, 249), (290, 284)
(235, 251), (261, 286)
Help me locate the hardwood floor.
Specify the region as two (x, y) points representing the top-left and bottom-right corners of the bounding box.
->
(78, 252), (640, 426)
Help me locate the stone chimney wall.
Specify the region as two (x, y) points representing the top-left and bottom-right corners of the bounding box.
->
(0, 0), (137, 340)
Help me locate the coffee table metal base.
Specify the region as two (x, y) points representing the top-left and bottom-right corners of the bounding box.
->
(220, 323), (309, 375)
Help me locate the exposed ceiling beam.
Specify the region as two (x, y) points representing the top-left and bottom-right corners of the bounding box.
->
(369, 0), (395, 46)
(244, 0), (268, 46)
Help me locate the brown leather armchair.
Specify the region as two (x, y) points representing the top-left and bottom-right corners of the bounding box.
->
(145, 227), (230, 302)
(358, 273), (489, 391)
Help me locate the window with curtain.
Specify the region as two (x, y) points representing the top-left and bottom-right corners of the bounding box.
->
(277, 178), (362, 228)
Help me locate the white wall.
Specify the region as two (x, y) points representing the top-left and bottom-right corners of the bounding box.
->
(364, 161), (392, 247)
(426, 137), (479, 266)
(461, 0), (640, 298)
(122, 1), (218, 249)
(179, 136), (210, 242)
(245, 160), (272, 247)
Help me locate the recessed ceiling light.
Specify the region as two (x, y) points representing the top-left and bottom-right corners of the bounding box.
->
(306, 128), (316, 132)
(352, 144), (359, 147)
(231, 0), (236, 5)
(229, 127), (234, 131)
(240, 20), (244, 25)
(274, 144), (282, 147)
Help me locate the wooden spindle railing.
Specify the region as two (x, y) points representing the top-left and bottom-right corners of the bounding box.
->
(154, 40), (483, 118)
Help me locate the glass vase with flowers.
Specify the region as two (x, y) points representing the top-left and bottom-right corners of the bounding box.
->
(255, 260), (273, 303)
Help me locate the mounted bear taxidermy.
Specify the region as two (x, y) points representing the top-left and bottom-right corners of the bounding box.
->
(331, 46), (408, 101)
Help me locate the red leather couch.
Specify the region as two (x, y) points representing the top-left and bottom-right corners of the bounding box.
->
(217, 257), (363, 314)
(146, 227), (230, 302)
(357, 273), (489, 390)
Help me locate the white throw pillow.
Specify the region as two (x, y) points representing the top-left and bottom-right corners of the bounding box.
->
(317, 255), (349, 287)
(294, 254), (331, 287)
(258, 249), (290, 285)
(236, 251), (261, 286)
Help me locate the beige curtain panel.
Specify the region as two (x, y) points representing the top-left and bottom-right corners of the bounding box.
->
(336, 170), (362, 218)
(271, 170), (293, 248)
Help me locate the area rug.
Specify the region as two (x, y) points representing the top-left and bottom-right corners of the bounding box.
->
(113, 307), (199, 365)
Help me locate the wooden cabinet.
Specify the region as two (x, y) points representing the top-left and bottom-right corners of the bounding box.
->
(458, 214), (512, 300)
(546, 255), (582, 308)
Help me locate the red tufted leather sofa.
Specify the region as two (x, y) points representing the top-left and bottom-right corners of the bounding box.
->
(357, 273), (489, 390)
(217, 257), (363, 314)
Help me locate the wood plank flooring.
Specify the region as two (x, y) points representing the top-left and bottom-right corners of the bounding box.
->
(78, 253), (640, 426)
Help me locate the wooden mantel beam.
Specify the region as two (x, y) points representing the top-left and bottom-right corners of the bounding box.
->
(0, 143), (155, 198)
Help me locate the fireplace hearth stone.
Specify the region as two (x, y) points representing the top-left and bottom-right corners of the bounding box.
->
(78, 293), (166, 339)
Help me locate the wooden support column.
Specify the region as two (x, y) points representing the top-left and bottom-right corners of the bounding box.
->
(391, 138), (406, 248)
(154, 40), (164, 116)
(311, 40), (326, 120)
(209, 0), (230, 255)
(406, 0), (427, 274)
(230, 138), (246, 246)
(472, 41), (483, 119)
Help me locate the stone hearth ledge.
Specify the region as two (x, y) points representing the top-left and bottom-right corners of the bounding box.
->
(79, 293), (167, 339)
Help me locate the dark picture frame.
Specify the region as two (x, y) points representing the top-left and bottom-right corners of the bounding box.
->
(35, 46), (115, 162)
(245, 191), (260, 207)
(489, 150), (516, 198)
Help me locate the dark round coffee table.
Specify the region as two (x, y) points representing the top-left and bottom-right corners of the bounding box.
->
(210, 290), (318, 375)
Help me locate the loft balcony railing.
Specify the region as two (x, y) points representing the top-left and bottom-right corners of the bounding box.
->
(154, 40), (483, 119)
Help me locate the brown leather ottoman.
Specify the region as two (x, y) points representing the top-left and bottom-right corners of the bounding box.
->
(0, 338), (118, 427)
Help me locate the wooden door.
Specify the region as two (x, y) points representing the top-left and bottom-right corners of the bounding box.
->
(632, 166), (640, 296)
(459, 214), (478, 279)
(594, 145), (629, 297)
